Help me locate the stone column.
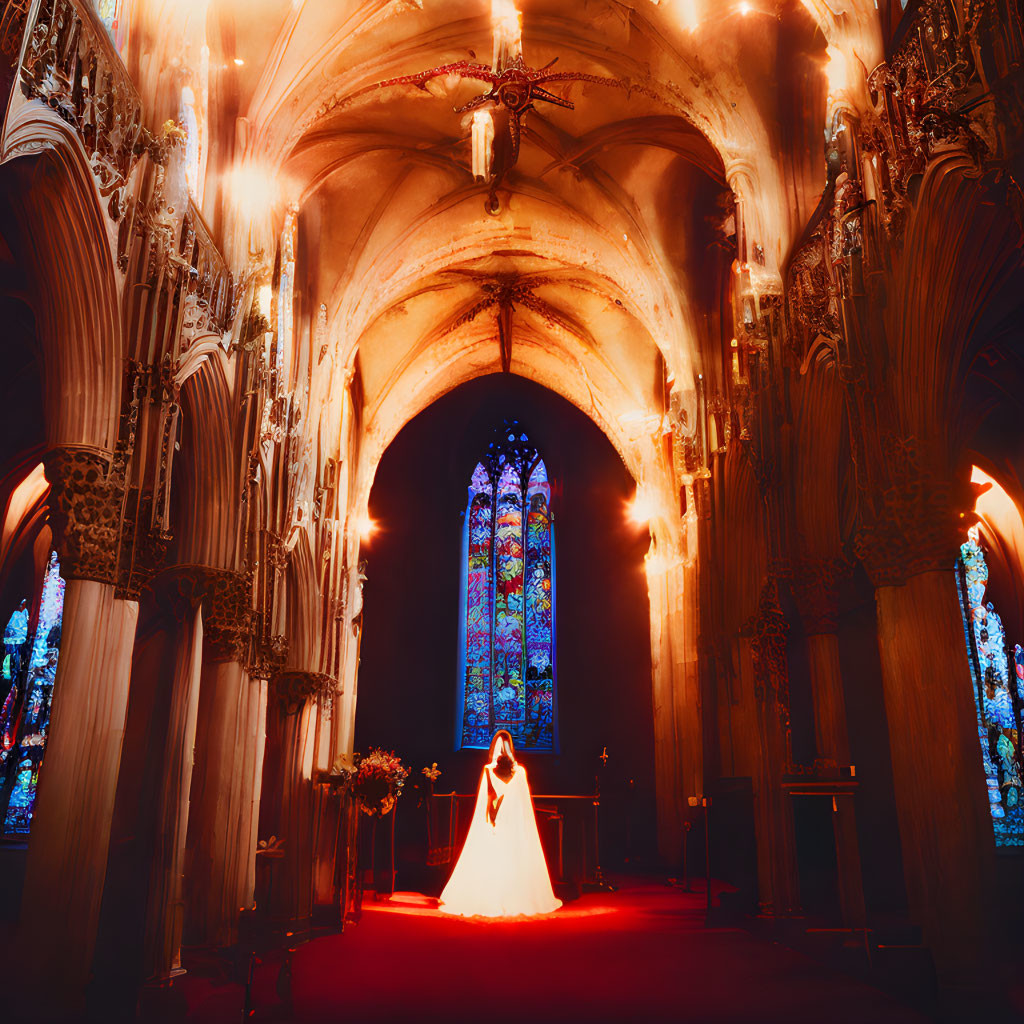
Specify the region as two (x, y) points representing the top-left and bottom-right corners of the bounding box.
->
(142, 587), (204, 980)
(858, 477), (995, 978)
(745, 579), (800, 915)
(334, 558), (364, 761)
(646, 554), (702, 864)
(791, 558), (866, 930)
(182, 567), (268, 948)
(268, 671), (336, 923)
(790, 560), (851, 766)
(16, 450), (139, 1016)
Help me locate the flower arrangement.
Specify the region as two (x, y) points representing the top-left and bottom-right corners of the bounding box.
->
(352, 748), (409, 818)
(322, 758), (357, 793)
(422, 762), (441, 782)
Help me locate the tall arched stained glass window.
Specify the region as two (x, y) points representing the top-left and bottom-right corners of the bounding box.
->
(458, 422), (556, 750)
(1, 550), (66, 835)
(956, 527), (1024, 846)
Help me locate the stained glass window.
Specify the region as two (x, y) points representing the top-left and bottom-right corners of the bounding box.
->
(277, 212), (296, 390)
(0, 551), (65, 836)
(96, 0), (123, 44)
(181, 86), (201, 197)
(956, 528), (1024, 846)
(458, 422), (555, 750)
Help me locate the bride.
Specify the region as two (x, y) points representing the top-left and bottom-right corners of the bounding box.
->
(439, 730), (562, 918)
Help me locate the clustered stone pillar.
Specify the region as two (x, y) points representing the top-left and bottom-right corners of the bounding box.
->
(182, 567), (268, 948)
(790, 558), (866, 930)
(858, 475), (995, 978)
(16, 450), (139, 1016)
(268, 671), (336, 924)
(142, 584), (204, 981)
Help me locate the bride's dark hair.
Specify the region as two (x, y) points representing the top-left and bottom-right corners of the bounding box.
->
(487, 729), (514, 760)
(488, 730), (515, 781)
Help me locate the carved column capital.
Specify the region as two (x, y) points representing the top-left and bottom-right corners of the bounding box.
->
(743, 577), (791, 729)
(248, 634), (290, 682)
(855, 446), (978, 588)
(117, 489), (171, 600)
(157, 565), (252, 663)
(270, 671), (338, 715)
(788, 556), (848, 636)
(43, 447), (125, 586)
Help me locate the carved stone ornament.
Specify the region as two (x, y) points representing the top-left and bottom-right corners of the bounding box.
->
(156, 565), (252, 663)
(854, 440), (979, 589)
(43, 447), (125, 585)
(861, 0), (1007, 239)
(248, 633), (290, 681)
(117, 489), (171, 600)
(271, 671), (338, 715)
(18, 0), (156, 216)
(745, 577), (791, 732)
(787, 556), (849, 636)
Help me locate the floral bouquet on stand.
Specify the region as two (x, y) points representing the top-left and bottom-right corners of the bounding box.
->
(352, 748), (409, 818)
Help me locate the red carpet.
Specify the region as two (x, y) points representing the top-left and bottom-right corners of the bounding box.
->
(183, 878), (930, 1023)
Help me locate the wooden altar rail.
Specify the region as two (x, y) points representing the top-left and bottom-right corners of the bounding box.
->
(306, 784), (611, 930)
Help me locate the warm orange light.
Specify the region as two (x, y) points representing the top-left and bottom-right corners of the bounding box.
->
(628, 487), (656, 526)
(738, 1), (752, 14)
(1, 463), (47, 560)
(491, 0), (522, 69)
(972, 466), (1022, 543)
(358, 514), (377, 540)
(825, 45), (849, 97)
(651, 0), (701, 31)
(223, 162), (281, 218)
(969, 466), (1024, 594)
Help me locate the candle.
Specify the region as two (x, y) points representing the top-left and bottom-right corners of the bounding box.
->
(491, 0), (522, 72)
(471, 109), (495, 180)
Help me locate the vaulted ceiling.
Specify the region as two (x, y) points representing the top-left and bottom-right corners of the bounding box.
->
(126, 0), (885, 482)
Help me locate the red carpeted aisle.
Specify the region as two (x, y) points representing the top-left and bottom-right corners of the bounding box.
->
(185, 879), (930, 1023)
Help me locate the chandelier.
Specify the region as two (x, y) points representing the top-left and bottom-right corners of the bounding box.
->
(369, 0), (625, 211)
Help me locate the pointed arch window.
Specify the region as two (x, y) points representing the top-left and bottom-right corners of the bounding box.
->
(458, 422), (556, 751)
(956, 527), (1024, 847)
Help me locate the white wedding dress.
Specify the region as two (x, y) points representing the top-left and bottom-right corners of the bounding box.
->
(439, 758), (562, 918)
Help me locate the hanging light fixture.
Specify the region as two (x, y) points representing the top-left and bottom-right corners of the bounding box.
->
(362, 0), (633, 210)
